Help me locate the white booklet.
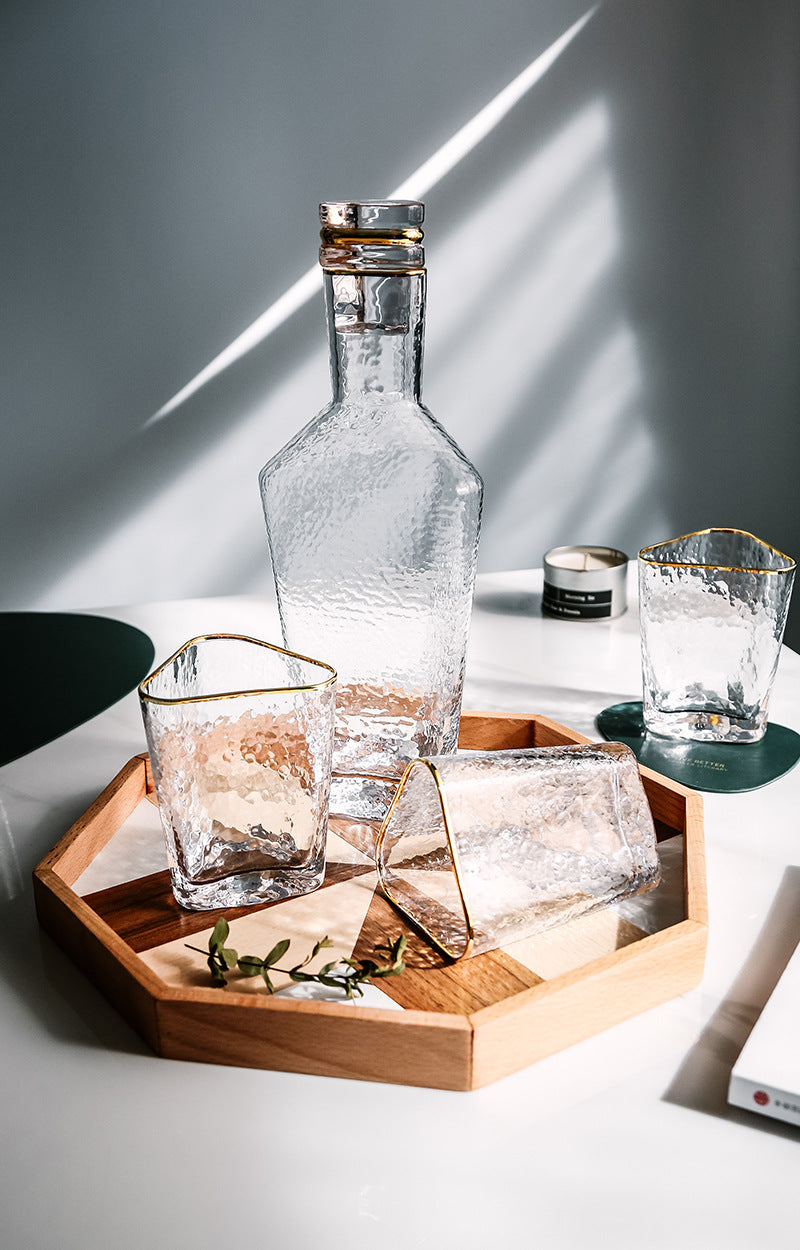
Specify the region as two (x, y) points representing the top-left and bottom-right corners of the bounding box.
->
(728, 938), (800, 1128)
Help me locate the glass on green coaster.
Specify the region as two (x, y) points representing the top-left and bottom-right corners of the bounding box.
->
(596, 702), (800, 793)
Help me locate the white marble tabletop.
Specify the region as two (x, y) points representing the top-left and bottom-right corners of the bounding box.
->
(1, 569), (798, 1250)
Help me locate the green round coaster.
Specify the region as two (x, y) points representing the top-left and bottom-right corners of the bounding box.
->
(596, 702), (800, 793)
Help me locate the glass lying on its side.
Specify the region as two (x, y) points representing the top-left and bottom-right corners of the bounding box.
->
(375, 743), (660, 959)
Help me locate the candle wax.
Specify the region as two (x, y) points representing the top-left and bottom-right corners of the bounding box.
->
(548, 551), (621, 571)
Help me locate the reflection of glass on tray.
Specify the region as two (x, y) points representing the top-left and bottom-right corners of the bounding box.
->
(376, 743), (661, 959)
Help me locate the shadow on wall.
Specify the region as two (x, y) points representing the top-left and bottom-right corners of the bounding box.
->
(17, 5), (666, 603)
(4, 2), (799, 647)
(424, 93), (669, 568)
(599, 0), (800, 650)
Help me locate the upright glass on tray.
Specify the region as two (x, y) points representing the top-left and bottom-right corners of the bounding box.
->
(259, 201), (483, 822)
(139, 634), (336, 910)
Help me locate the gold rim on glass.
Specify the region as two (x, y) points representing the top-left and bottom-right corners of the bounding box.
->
(138, 634), (337, 706)
(638, 528), (796, 575)
(375, 758), (476, 961)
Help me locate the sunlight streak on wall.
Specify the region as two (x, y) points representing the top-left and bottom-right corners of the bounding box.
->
(39, 91), (667, 610)
(144, 6), (600, 429)
(485, 325), (669, 555)
(424, 98), (668, 568)
(427, 102), (619, 431)
(36, 3), (667, 612)
(391, 6), (599, 200)
(37, 348), (329, 609)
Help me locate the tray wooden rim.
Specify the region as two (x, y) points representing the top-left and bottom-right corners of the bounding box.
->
(33, 710), (708, 1090)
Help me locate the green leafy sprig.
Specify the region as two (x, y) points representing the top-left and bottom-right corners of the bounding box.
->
(188, 918), (407, 1000)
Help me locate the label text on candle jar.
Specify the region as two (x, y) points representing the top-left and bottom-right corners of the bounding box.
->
(542, 585), (614, 619)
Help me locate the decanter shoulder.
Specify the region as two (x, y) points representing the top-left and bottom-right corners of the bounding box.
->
(418, 403), (484, 494)
(258, 403), (334, 489)
(260, 399), (482, 496)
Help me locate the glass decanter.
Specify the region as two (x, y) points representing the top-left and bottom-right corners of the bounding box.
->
(259, 201), (483, 822)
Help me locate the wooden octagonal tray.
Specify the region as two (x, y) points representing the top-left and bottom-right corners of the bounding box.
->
(33, 711), (707, 1090)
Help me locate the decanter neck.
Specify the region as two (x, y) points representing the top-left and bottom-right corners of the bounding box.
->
(324, 272), (425, 402)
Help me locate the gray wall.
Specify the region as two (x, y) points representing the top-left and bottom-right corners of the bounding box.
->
(3, 1), (799, 649)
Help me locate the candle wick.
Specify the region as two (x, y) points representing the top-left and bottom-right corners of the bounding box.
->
(583, 553), (589, 570)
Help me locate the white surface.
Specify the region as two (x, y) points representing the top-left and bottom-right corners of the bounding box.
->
(2, 569), (800, 1249)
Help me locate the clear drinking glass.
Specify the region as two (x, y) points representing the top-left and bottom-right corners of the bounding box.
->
(375, 743), (660, 959)
(259, 201), (483, 824)
(639, 529), (795, 743)
(139, 635), (336, 910)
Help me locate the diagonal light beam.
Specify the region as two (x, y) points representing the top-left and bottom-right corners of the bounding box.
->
(145, 5), (599, 428)
(391, 5), (599, 200)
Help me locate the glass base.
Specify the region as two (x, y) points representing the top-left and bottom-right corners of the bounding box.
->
(329, 772), (400, 824)
(643, 706), (767, 744)
(170, 857), (325, 911)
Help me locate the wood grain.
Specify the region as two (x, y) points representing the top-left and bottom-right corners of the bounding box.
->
(458, 710), (591, 751)
(470, 920), (708, 1089)
(83, 861), (375, 953)
(37, 755), (146, 886)
(351, 888), (543, 1013)
(32, 711), (708, 1090)
(157, 992), (474, 1090)
(33, 866), (165, 1053)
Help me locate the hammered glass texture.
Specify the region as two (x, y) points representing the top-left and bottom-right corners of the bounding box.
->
(260, 267), (482, 822)
(376, 744), (660, 959)
(639, 531), (795, 743)
(139, 636), (335, 910)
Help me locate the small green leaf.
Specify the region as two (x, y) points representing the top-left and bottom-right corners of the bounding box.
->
(191, 919), (408, 997)
(208, 958), (227, 986)
(237, 955), (264, 977)
(263, 938), (291, 968)
(209, 918), (229, 951)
